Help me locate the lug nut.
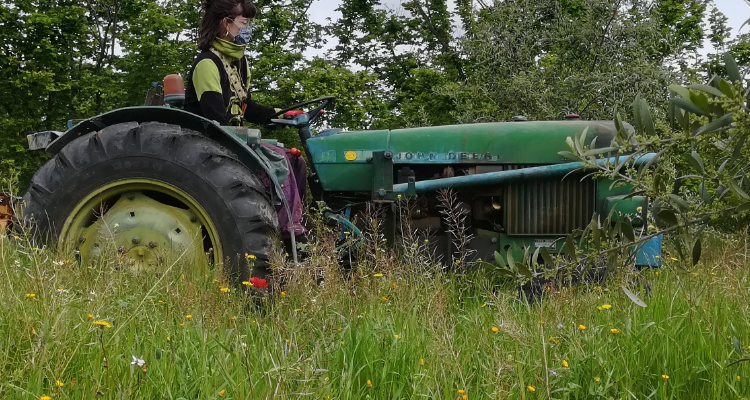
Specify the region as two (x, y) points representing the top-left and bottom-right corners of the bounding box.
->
(132, 237), (140, 244)
(148, 241), (157, 248)
(127, 194), (135, 200)
(190, 216), (197, 223)
(491, 237), (498, 243)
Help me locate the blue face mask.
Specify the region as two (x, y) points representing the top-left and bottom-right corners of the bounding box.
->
(232, 22), (252, 45)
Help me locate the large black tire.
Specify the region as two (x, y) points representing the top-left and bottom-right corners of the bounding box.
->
(21, 122), (279, 282)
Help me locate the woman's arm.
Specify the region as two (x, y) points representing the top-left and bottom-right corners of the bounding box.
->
(243, 96), (277, 125)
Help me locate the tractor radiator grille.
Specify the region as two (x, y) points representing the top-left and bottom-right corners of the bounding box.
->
(504, 166), (595, 235)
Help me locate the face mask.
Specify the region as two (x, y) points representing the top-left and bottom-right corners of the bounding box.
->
(232, 21), (252, 45)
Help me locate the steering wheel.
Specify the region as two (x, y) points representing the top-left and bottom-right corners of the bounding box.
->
(266, 96), (335, 127)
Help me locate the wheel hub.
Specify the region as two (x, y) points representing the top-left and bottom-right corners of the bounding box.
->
(75, 192), (206, 270)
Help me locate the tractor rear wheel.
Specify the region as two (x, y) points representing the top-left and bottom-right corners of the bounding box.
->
(21, 122), (279, 283)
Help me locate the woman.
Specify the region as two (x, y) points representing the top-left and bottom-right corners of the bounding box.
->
(184, 0), (276, 125)
(185, 0), (307, 242)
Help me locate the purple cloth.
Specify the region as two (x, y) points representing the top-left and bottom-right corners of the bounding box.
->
(259, 142), (307, 236)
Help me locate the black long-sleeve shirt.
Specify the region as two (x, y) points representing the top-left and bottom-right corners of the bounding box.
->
(184, 41), (276, 126)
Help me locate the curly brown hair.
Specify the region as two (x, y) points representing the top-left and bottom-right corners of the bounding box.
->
(198, 0), (257, 51)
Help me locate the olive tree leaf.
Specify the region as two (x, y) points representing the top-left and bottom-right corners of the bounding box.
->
(692, 238), (702, 266)
(687, 150), (705, 173)
(724, 53), (741, 82)
(656, 209), (679, 227)
(668, 84), (691, 99)
(622, 285), (647, 307)
(671, 97), (708, 116)
(693, 113), (733, 136)
(686, 84), (726, 98)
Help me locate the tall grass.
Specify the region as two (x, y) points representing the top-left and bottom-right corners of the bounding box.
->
(1, 228), (749, 399)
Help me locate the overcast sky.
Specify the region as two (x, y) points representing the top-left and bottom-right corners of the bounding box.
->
(305, 0), (749, 57)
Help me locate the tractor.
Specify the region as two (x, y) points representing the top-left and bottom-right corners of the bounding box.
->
(9, 74), (661, 283)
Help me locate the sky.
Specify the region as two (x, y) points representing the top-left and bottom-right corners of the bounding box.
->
(305, 0), (750, 57)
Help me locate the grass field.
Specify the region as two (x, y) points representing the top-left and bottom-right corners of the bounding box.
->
(1, 231), (750, 400)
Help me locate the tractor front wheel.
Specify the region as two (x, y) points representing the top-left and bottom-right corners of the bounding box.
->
(21, 122), (279, 283)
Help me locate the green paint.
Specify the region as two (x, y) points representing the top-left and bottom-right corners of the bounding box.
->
(60, 179), (221, 273)
(307, 120), (621, 191)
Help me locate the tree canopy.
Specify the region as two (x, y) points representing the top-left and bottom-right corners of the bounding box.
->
(1, 0), (748, 188)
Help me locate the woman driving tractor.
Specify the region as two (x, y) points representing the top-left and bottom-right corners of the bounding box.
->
(185, 0), (275, 125)
(186, 0), (307, 241)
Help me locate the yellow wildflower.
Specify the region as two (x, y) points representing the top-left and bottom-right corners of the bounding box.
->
(185, 315), (192, 320)
(662, 374), (669, 380)
(538, 320), (545, 325)
(180, 322), (185, 327)
(601, 304), (612, 310)
(578, 324), (586, 331)
(527, 385), (536, 392)
(167, 336), (171, 342)
(242, 281), (252, 286)
(562, 360), (569, 368)
(491, 326), (499, 333)
(420, 358), (425, 365)
(366, 379), (372, 387)
(655, 271), (660, 276)
(40, 396), (51, 400)
(337, 327), (343, 332)
(610, 328), (620, 335)
(219, 389), (226, 396)
(670, 257), (678, 261)
(247, 254), (256, 259)
(462, 396), (468, 400)
(550, 336), (560, 345)
(381, 296), (388, 301)
(458, 389), (465, 394)
(87, 314), (93, 320)
(373, 273), (383, 277)
(736, 375), (741, 382)
(93, 320), (111, 329)
(219, 287), (230, 293)
(180, 274), (185, 280)
(286, 339), (290, 344)
(25, 293), (36, 299)
(391, 282), (396, 288)
(55, 380), (64, 388)
(229, 316), (236, 321)
(594, 377), (601, 383)
(281, 291), (286, 296)
(393, 334), (399, 339)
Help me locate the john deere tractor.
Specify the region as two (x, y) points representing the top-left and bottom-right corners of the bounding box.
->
(15, 75), (661, 283)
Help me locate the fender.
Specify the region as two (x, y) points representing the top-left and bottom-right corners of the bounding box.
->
(45, 106), (274, 184)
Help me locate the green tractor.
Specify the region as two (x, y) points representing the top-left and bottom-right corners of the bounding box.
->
(18, 76), (661, 283)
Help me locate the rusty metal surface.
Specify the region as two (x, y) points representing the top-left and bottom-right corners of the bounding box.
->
(504, 166), (595, 236)
(0, 192), (12, 232)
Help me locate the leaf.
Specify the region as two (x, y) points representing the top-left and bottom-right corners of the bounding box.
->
(540, 247), (555, 268)
(668, 194), (690, 212)
(733, 336), (744, 357)
(699, 181), (710, 204)
(687, 150), (704, 173)
(719, 79), (735, 97)
(689, 92), (710, 114)
(693, 113), (734, 136)
(692, 238), (701, 266)
(724, 53), (741, 83)
(494, 251), (505, 266)
(622, 285), (647, 307)
(728, 178), (750, 201)
(668, 84), (691, 99)
(656, 209), (679, 227)
(564, 235), (577, 259)
(737, 202), (750, 214)
(620, 218), (635, 242)
(639, 98), (656, 137)
(687, 84), (726, 98)
(671, 97), (708, 116)
(506, 248), (516, 271)
(731, 135), (747, 164)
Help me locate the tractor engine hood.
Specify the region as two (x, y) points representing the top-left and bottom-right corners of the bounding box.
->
(306, 120), (627, 192)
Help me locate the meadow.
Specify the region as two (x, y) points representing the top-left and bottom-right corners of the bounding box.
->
(1, 230), (749, 400)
